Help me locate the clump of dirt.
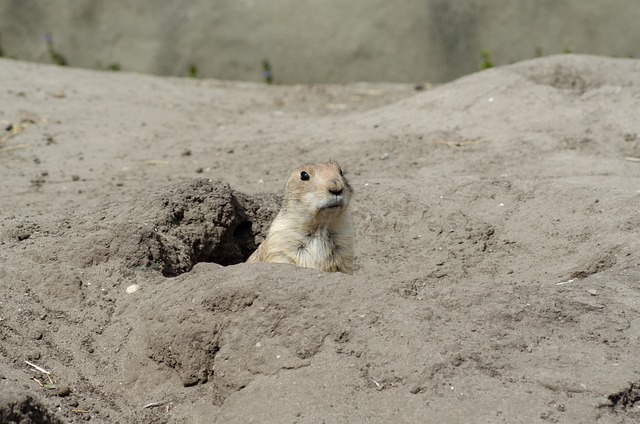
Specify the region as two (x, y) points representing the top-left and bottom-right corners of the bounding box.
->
(0, 389), (64, 424)
(5, 179), (280, 277)
(604, 381), (640, 419)
(570, 246), (619, 279)
(110, 179), (279, 276)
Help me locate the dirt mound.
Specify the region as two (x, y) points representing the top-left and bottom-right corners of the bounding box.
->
(140, 265), (353, 401)
(3, 179), (280, 276)
(90, 179), (279, 276)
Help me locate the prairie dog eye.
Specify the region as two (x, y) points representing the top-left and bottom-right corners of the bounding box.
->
(339, 168), (344, 177)
(300, 171), (310, 181)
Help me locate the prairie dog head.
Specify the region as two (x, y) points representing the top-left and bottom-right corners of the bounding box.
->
(283, 161), (352, 220)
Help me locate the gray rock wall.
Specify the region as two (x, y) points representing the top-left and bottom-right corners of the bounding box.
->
(1, 0), (638, 83)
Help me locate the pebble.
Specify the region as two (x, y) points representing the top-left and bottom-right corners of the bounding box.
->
(588, 289), (598, 296)
(126, 284), (140, 294)
(56, 385), (71, 397)
(17, 232), (31, 241)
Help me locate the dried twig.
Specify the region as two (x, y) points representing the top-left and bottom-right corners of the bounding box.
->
(625, 156), (640, 162)
(25, 360), (50, 375)
(143, 401), (168, 409)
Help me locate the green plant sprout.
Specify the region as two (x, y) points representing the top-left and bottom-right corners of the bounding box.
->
(188, 64), (198, 78)
(479, 49), (493, 70)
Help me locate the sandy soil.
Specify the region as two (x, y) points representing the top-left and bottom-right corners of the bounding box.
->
(1, 54), (640, 423)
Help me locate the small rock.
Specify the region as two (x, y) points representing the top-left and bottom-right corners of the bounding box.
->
(588, 289), (598, 296)
(126, 284), (140, 294)
(16, 232), (31, 241)
(56, 385), (71, 397)
(26, 351), (41, 360)
(71, 175), (80, 181)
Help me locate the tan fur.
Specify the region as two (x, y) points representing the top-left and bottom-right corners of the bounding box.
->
(247, 161), (354, 274)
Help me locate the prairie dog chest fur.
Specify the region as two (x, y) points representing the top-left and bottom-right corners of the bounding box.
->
(247, 161), (354, 274)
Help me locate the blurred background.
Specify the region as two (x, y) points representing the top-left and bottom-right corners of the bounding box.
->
(1, 0), (639, 84)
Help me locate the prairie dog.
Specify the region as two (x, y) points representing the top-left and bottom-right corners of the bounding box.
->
(247, 161), (354, 274)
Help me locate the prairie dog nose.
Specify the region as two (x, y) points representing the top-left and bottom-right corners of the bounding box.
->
(328, 178), (343, 196)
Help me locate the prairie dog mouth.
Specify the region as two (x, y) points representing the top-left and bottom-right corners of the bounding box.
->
(319, 196), (345, 210)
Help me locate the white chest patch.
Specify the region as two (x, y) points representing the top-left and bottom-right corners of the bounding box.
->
(296, 228), (337, 269)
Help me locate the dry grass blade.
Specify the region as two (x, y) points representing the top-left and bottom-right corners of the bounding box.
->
(0, 143), (30, 153)
(143, 400), (168, 409)
(25, 360), (50, 375)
